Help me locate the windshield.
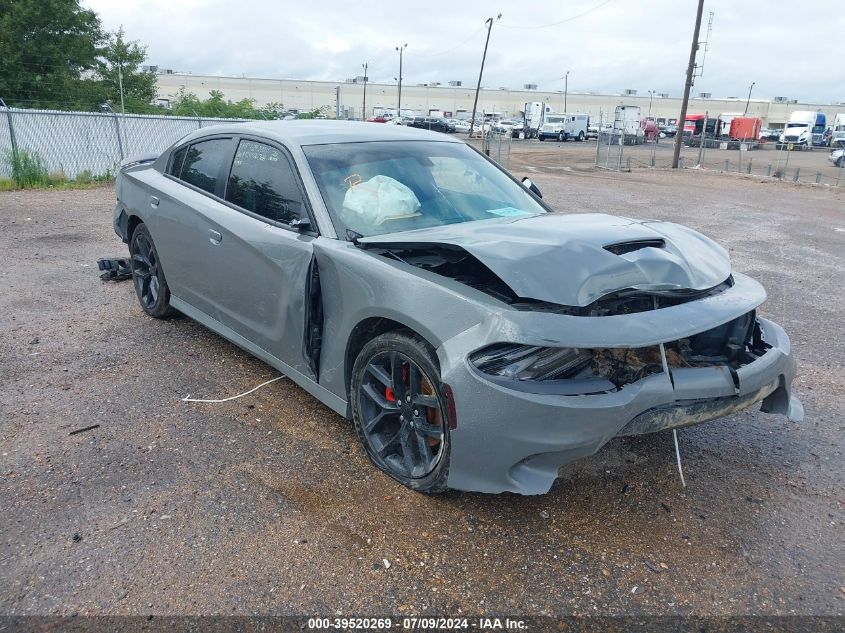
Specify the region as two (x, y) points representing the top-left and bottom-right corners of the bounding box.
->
(786, 122), (808, 128)
(303, 141), (548, 238)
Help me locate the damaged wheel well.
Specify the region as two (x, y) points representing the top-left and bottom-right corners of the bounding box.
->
(126, 214), (143, 242)
(344, 317), (439, 409)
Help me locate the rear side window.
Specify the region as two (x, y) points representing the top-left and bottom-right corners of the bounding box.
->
(180, 139), (230, 194)
(225, 140), (305, 225)
(168, 146), (187, 177)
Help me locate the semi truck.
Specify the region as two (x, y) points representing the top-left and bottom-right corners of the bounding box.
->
(521, 101), (553, 138)
(683, 113), (707, 139)
(812, 112), (827, 146)
(778, 111), (824, 149)
(538, 112), (589, 141)
(831, 113), (845, 146)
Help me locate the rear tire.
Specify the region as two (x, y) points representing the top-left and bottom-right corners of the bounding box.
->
(129, 223), (175, 319)
(578, 131), (585, 141)
(351, 331), (450, 494)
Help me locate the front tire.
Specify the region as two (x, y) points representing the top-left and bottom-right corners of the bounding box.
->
(351, 331), (450, 493)
(129, 223), (175, 319)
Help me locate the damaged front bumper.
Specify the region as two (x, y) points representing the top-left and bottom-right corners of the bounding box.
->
(438, 276), (801, 494)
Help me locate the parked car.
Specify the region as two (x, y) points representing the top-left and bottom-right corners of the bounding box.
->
(113, 121), (802, 495)
(367, 115), (392, 123)
(408, 116), (455, 133)
(829, 140), (845, 167)
(659, 125), (677, 138)
(586, 124), (600, 139)
(448, 119), (471, 133)
(494, 119), (520, 133)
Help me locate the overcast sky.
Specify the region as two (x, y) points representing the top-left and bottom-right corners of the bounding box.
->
(84, 0), (845, 104)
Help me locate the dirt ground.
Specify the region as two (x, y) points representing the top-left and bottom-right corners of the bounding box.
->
(1, 152), (843, 619)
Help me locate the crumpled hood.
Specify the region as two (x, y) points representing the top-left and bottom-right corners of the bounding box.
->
(360, 213), (731, 307)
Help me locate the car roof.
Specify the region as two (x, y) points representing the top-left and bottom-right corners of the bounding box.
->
(178, 120), (462, 147)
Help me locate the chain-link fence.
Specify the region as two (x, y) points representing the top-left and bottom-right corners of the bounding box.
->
(481, 129), (513, 168)
(595, 110), (633, 172)
(0, 107), (247, 180)
(619, 138), (845, 188)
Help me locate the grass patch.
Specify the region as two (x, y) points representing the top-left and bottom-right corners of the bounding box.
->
(10, 149), (49, 188)
(2, 151), (115, 191)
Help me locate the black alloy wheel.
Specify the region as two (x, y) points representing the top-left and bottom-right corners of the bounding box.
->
(351, 332), (449, 492)
(130, 224), (174, 318)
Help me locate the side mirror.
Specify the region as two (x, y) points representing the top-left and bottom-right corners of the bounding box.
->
(521, 177), (542, 199)
(289, 216), (312, 231)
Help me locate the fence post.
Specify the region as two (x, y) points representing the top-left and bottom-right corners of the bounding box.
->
(766, 164), (772, 177)
(815, 172), (821, 184)
(1, 100), (20, 178)
(112, 112), (125, 161)
(746, 158), (752, 174)
(792, 167), (800, 182)
(724, 159), (729, 171)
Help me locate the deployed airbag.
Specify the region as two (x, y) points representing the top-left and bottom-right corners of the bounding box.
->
(342, 175), (421, 226)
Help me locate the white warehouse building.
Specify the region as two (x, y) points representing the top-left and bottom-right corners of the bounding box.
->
(154, 72), (845, 129)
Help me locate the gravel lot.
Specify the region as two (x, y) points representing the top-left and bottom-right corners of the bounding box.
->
(1, 154), (843, 618)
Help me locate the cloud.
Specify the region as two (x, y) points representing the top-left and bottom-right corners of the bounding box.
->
(83, 0), (845, 103)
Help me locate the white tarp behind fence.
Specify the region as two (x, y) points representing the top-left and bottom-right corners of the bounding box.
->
(0, 107), (247, 179)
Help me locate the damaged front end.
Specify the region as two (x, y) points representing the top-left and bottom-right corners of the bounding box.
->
(468, 309), (801, 429)
(442, 301), (801, 494)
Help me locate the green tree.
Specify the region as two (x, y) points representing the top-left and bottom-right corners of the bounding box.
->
(168, 88), (286, 120)
(96, 27), (157, 113)
(0, 0), (104, 109)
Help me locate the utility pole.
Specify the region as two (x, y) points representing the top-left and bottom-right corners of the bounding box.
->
(395, 44), (407, 117)
(648, 90), (655, 118)
(744, 81), (755, 114)
(563, 71), (569, 112)
(468, 14), (501, 138)
(335, 85), (341, 119)
(361, 62), (369, 120)
(672, 0), (705, 169)
(118, 63), (125, 114)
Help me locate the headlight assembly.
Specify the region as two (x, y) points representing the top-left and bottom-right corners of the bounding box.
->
(470, 344), (593, 381)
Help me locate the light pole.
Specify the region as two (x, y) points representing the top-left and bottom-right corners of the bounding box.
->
(648, 90), (655, 118)
(395, 44), (407, 117)
(744, 81), (755, 115)
(562, 71), (569, 112)
(361, 62), (369, 120)
(117, 63), (125, 114)
(468, 14), (501, 138)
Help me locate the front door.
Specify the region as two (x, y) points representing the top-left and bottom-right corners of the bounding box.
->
(198, 138), (316, 374)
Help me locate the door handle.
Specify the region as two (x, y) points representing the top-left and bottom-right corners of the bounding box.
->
(208, 229), (223, 245)
(150, 196), (160, 208)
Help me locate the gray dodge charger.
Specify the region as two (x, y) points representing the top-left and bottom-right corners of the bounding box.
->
(113, 120), (802, 495)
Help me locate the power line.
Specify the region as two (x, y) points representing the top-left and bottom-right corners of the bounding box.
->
(413, 24), (487, 59)
(498, 0), (613, 30)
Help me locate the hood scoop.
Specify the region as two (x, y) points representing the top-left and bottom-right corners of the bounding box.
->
(604, 239), (665, 256)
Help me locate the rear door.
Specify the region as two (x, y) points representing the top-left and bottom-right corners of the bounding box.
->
(147, 136), (236, 313)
